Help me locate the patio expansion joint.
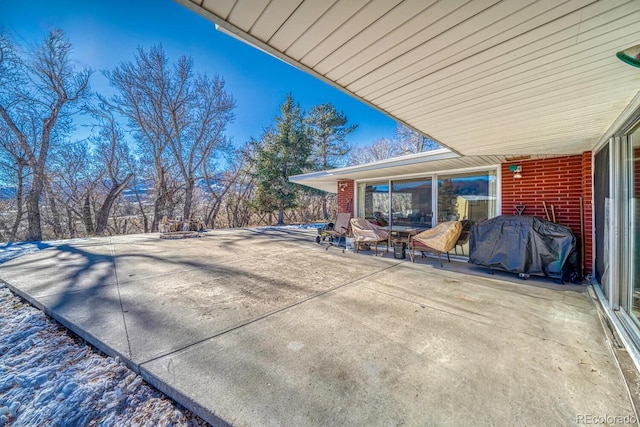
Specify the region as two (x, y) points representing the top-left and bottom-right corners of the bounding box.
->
(110, 236), (133, 359)
(137, 261), (405, 369)
(360, 283), (616, 358)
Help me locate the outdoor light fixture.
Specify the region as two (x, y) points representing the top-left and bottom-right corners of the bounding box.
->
(617, 44), (640, 68)
(509, 164), (522, 179)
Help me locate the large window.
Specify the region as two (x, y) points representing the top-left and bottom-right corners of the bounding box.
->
(357, 181), (390, 225)
(356, 169), (498, 255)
(625, 126), (640, 325)
(437, 171), (497, 223)
(391, 178), (432, 229)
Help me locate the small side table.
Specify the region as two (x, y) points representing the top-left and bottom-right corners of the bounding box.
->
(389, 228), (416, 259)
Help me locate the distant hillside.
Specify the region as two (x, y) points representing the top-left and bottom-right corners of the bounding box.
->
(0, 176), (225, 202)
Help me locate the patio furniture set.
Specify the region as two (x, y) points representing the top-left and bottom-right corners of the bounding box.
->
(317, 213), (466, 267)
(317, 214), (579, 283)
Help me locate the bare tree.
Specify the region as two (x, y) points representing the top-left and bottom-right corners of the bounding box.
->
(200, 148), (243, 228)
(348, 137), (399, 165)
(223, 169), (255, 228)
(348, 124), (441, 166)
(44, 108), (134, 238)
(104, 45), (173, 232)
(88, 107), (135, 234)
(0, 124), (29, 240)
(46, 140), (90, 237)
(0, 29), (91, 241)
(105, 45), (235, 230)
(165, 70), (235, 221)
(394, 124), (440, 154)
(207, 143), (255, 229)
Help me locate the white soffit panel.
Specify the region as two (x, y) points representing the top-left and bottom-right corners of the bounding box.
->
(288, 151), (550, 193)
(177, 0), (640, 156)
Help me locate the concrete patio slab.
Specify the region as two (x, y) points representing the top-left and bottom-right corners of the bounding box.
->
(1, 228), (636, 426)
(143, 284), (631, 426)
(361, 262), (611, 354)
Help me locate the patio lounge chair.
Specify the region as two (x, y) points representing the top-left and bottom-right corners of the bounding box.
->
(321, 212), (351, 249)
(350, 217), (389, 255)
(409, 221), (462, 267)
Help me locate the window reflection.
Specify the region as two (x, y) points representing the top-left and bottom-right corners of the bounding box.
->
(391, 178), (432, 229)
(629, 128), (640, 321)
(357, 181), (389, 226)
(437, 171), (497, 223)
(356, 169), (497, 256)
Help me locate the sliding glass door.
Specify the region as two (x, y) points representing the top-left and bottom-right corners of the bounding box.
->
(356, 168), (498, 256)
(594, 145), (610, 297)
(436, 170), (497, 255)
(357, 181), (390, 226)
(391, 178), (433, 229)
(624, 126), (640, 325)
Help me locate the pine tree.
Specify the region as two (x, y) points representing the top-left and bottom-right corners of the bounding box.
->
(306, 103), (357, 219)
(306, 103), (356, 170)
(250, 94), (313, 225)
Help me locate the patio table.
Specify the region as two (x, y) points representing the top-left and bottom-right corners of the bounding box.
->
(383, 225), (419, 250)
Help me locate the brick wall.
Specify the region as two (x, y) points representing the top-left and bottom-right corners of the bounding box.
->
(337, 157), (595, 273)
(501, 154), (592, 274)
(582, 152), (593, 274)
(337, 179), (354, 216)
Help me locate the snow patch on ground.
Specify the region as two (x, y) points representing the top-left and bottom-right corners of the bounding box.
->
(259, 223), (327, 231)
(0, 242), (46, 264)
(0, 226), (323, 425)
(0, 225), (324, 265)
(0, 284), (207, 426)
(0, 238), (90, 265)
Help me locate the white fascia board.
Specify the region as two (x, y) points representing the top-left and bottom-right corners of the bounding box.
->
(290, 149), (457, 181)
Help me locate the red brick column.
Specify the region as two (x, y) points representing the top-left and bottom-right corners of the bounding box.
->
(501, 154), (592, 274)
(337, 179), (354, 216)
(581, 152), (593, 275)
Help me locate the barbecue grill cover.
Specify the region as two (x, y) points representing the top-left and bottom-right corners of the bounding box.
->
(468, 215), (578, 280)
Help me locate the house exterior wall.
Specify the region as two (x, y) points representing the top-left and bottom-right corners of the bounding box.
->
(337, 179), (354, 216)
(582, 152), (593, 274)
(501, 154), (593, 274)
(337, 155), (594, 274)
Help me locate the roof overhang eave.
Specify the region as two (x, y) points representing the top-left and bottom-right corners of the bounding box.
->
(290, 149), (459, 193)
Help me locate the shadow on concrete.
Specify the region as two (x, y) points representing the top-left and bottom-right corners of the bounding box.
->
(0, 228), (631, 426)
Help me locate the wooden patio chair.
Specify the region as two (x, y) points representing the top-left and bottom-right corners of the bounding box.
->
(350, 217), (389, 255)
(409, 221), (462, 267)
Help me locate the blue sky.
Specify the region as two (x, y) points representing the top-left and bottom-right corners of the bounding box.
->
(2, 0), (398, 148)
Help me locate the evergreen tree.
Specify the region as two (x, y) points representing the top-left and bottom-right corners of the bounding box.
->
(306, 103), (356, 170)
(306, 103), (357, 219)
(250, 94), (313, 225)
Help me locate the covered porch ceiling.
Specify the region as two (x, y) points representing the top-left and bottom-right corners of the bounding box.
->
(176, 0), (640, 158)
